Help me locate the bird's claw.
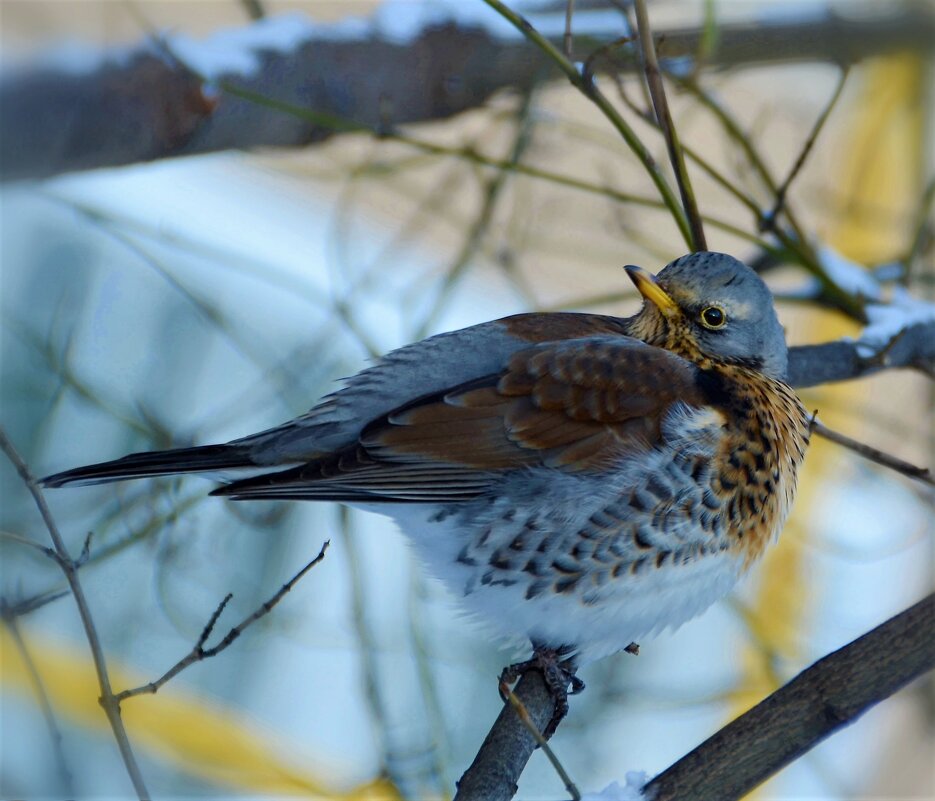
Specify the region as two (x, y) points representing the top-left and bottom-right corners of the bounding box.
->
(498, 645), (583, 739)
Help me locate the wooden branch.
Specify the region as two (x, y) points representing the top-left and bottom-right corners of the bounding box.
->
(454, 671), (555, 801)
(2, 4), (932, 181)
(786, 320), (935, 388)
(456, 594), (934, 801)
(644, 593), (935, 800)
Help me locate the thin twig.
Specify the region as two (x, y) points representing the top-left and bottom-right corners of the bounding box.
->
(415, 89), (537, 339)
(499, 682), (581, 801)
(563, 0), (575, 59)
(633, 0), (707, 251)
(480, 0), (694, 249)
(903, 177), (935, 284)
(1, 601), (74, 795)
(1, 589), (71, 618)
(673, 74), (867, 321)
(114, 540), (329, 702)
(216, 80), (774, 251)
(0, 428), (151, 800)
(761, 67), (849, 233)
(0, 529), (58, 560)
(811, 419), (933, 487)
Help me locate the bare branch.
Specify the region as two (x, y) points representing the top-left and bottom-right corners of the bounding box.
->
(760, 67), (849, 233)
(114, 541), (329, 703)
(500, 683), (581, 801)
(811, 419), (933, 487)
(0, 428), (150, 800)
(643, 594), (935, 800)
(454, 671), (556, 801)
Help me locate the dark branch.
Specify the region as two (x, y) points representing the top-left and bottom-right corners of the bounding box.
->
(811, 420), (933, 486)
(2, 5), (933, 182)
(454, 671), (556, 801)
(786, 320), (935, 388)
(457, 595), (934, 801)
(643, 594), (935, 801)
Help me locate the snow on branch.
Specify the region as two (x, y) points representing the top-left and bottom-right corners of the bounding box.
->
(2, 3), (933, 181)
(787, 252), (935, 387)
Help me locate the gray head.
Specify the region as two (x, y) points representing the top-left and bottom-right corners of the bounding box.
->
(625, 252), (789, 380)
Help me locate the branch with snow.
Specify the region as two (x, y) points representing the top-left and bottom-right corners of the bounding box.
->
(2, 3), (933, 181)
(786, 252), (935, 387)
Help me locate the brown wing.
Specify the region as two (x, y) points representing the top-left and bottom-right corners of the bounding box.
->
(215, 337), (707, 502)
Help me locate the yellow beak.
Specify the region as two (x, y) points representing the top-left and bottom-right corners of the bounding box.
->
(624, 265), (678, 316)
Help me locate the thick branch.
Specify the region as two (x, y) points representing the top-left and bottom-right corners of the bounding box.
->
(454, 671), (555, 801)
(458, 595), (934, 801)
(2, 5), (932, 181)
(644, 593), (935, 800)
(786, 320), (935, 388)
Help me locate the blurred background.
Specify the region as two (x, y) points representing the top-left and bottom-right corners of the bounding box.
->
(1, 1), (933, 799)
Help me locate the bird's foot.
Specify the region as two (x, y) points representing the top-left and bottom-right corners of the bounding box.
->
(498, 644), (584, 739)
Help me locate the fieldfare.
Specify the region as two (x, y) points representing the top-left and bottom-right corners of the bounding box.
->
(44, 251), (811, 736)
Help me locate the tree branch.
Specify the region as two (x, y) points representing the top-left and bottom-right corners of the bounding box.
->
(0, 428), (151, 800)
(454, 670), (556, 801)
(114, 541), (329, 703)
(644, 593), (935, 800)
(786, 320), (935, 387)
(633, 0), (706, 251)
(457, 594), (934, 801)
(2, 5), (932, 182)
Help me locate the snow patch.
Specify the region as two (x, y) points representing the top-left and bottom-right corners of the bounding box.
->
(856, 288), (935, 359)
(581, 771), (650, 800)
(167, 12), (320, 80)
(818, 246), (882, 301)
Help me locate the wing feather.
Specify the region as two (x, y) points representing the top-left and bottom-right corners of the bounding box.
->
(216, 336), (709, 503)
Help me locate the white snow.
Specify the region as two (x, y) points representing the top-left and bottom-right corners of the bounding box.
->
(581, 772), (650, 800)
(856, 288), (935, 359)
(818, 246), (883, 301)
(167, 12), (321, 80)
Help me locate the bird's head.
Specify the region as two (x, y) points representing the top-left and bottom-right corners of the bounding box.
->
(625, 252), (789, 380)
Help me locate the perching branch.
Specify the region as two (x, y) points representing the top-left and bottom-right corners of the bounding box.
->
(0, 428), (151, 801)
(114, 540), (329, 703)
(457, 594), (934, 801)
(454, 670), (557, 801)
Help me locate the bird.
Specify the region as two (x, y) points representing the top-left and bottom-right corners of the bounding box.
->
(43, 251), (811, 737)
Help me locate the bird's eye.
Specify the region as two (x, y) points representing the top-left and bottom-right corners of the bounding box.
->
(699, 306), (727, 330)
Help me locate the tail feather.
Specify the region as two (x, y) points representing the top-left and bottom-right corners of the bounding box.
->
(41, 444), (256, 488)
